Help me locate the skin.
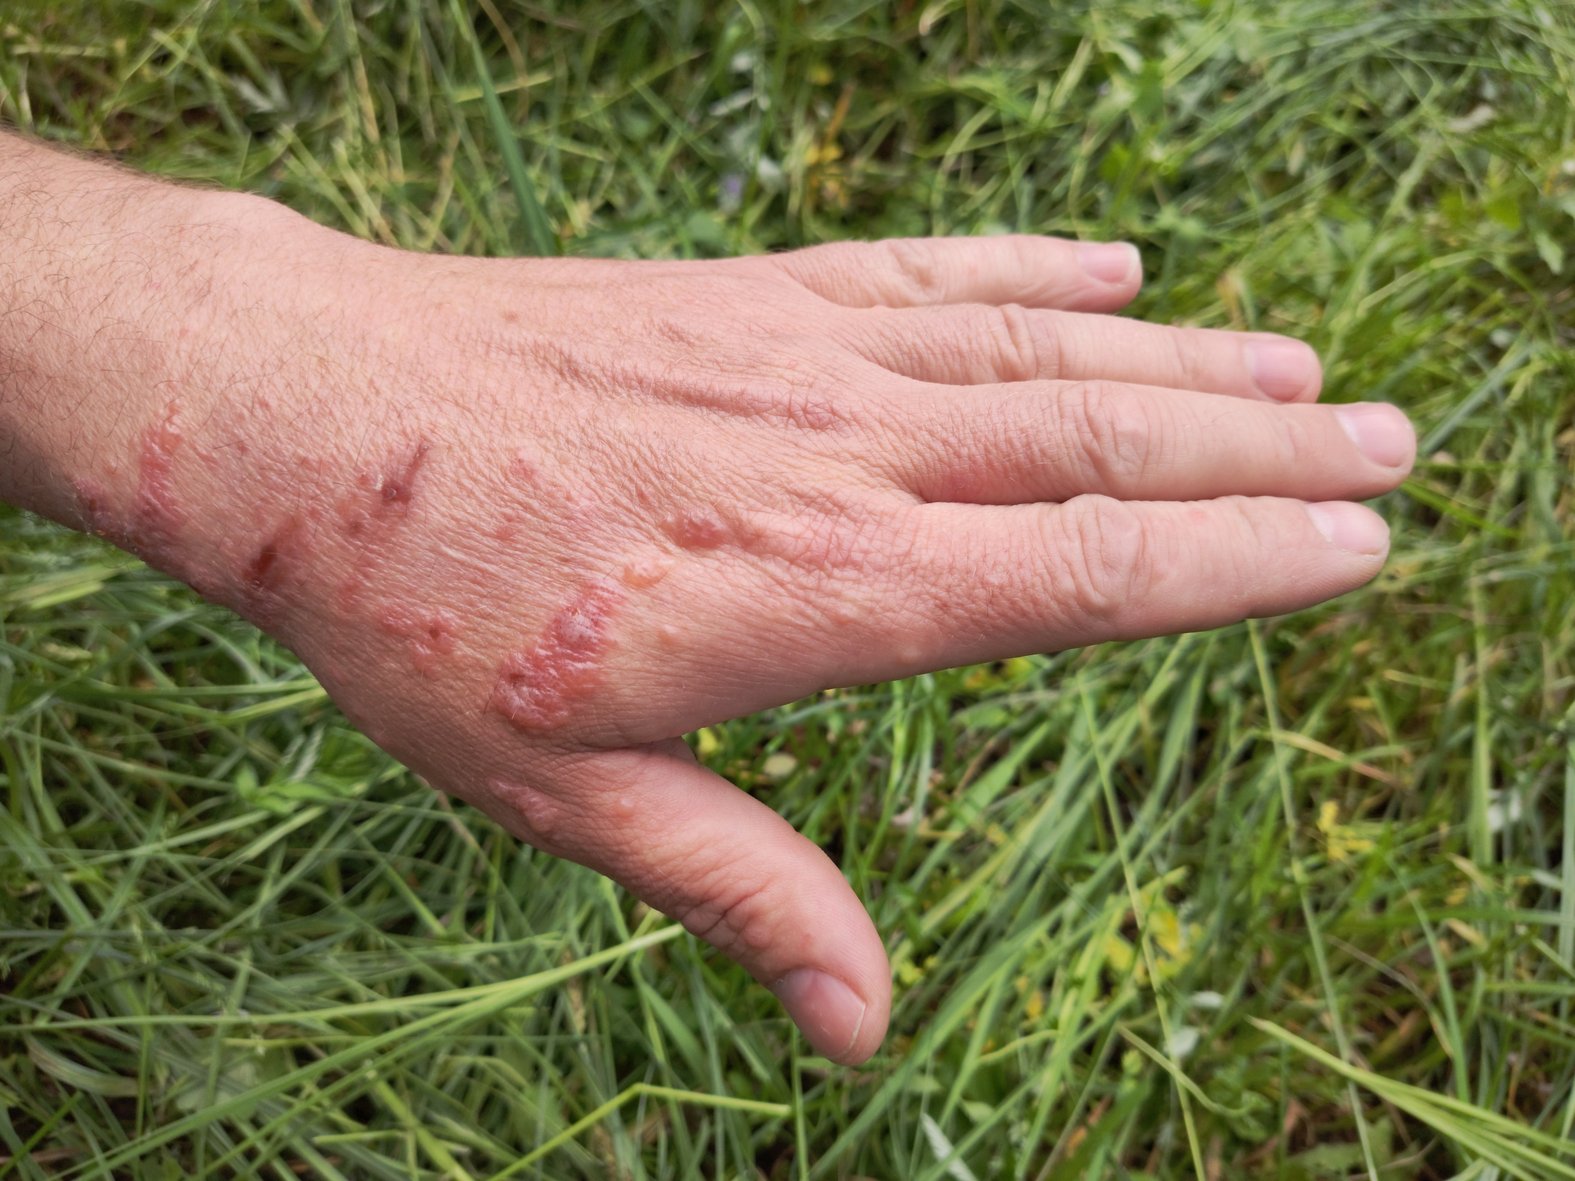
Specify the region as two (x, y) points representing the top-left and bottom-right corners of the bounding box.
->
(0, 133), (1415, 1063)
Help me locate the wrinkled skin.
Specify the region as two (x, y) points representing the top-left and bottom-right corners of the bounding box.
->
(11, 183), (1414, 1063)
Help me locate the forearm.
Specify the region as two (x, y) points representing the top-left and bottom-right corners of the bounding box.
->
(0, 132), (372, 601)
(1, 135), (231, 521)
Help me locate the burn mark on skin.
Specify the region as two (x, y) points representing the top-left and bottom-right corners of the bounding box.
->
(377, 602), (460, 676)
(490, 577), (621, 732)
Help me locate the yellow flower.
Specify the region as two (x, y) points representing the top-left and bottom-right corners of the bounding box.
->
(1317, 800), (1376, 863)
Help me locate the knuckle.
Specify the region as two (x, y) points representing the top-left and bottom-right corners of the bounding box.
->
(1276, 409), (1321, 471)
(880, 239), (948, 304)
(1212, 495), (1275, 609)
(672, 872), (780, 959)
(1223, 493), (1276, 554)
(777, 498), (898, 581)
(987, 302), (1051, 382)
(1050, 495), (1150, 628)
(778, 381), (853, 433)
(1165, 327), (1214, 391)
(1063, 381), (1153, 491)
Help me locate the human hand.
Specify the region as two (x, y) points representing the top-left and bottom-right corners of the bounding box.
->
(42, 196), (1414, 1064)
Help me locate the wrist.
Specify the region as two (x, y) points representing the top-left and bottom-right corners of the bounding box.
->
(0, 142), (347, 596)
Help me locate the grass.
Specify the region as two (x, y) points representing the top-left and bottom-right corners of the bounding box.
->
(1, 0), (1573, 1176)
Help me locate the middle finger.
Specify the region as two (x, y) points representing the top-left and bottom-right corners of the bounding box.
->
(842, 303), (1323, 402)
(874, 379), (1414, 505)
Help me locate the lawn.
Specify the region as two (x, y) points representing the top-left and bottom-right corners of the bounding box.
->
(2, 1), (1573, 1177)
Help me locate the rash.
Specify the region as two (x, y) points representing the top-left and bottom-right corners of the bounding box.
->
(339, 438), (431, 535)
(72, 477), (114, 539)
(377, 439), (430, 510)
(134, 403), (185, 548)
(243, 515), (306, 593)
(485, 777), (563, 846)
(507, 449), (539, 484)
(227, 513), (313, 624)
(620, 557), (671, 588)
(377, 602), (459, 675)
(666, 507), (730, 550)
(490, 577), (620, 732)
(78, 405), (204, 588)
(489, 511), (524, 543)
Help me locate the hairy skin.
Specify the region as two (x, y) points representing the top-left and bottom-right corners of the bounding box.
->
(0, 133), (1415, 1063)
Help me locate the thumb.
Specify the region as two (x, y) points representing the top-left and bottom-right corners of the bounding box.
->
(494, 741), (890, 1064)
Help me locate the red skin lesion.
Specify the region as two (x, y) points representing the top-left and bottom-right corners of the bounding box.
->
(243, 515), (306, 593)
(72, 477), (114, 539)
(134, 403), (185, 547)
(336, 574), (368, 614)
(490, 577), (621, 732)
(620, 556), (671, 589)
(507, 449), (539, 485)
(484, 777), (564, 848)
(665, 507), (731, 550)
(488, 510), (524, 543)
(377, 602), (460, 676)
(75, 404), (206, 589)
(339, 438), (432, 536)
(376, 439), (430, 511)
(228, 512), (318, 625)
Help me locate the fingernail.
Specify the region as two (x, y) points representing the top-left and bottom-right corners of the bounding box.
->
(1306, 502), (1390, 556)
(1076, 241), (1140, 284)
(1334, 403), (1416, 469)
(1246, 336), (1319, 400)
(773, 969), (867, 1062)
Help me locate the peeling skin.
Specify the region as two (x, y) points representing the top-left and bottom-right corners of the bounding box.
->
(377, 602), (459, 675)
(490, 577), (621, 732)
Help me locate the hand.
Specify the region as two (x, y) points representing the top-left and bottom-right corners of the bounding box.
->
(36, 195), (1414, 1064)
